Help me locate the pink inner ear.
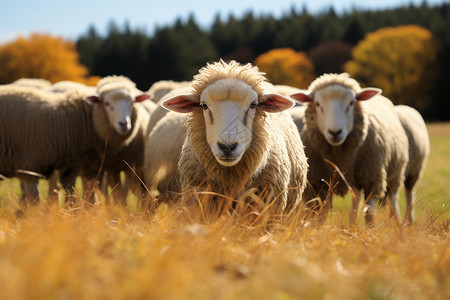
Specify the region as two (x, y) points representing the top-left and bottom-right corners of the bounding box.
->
(356, 89), (381, 101)
(135, 94), (151, 102)
(290, 93), (313, 103)
(259, 93), (295, 113)
(86, 95), (101, 104)
(162, 94), (198, 113)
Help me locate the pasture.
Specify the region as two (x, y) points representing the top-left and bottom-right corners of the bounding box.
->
(0, 123), (449, 300)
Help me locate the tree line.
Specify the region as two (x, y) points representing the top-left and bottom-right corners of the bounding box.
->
(1, 3), (449, 120)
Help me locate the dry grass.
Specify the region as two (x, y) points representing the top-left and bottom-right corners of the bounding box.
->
(0, 123), (449, 300)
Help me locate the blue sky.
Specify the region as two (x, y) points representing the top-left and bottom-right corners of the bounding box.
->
(0, 0), (448, 44)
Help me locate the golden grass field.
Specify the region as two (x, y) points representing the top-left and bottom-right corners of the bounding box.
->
(0, 123), (449, 300)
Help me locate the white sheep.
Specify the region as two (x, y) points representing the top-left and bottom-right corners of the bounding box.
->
(0, 76), (150, 206)
(147, 80), (191, 103)
(11, 78), (52, 90)
(290, 73), (409, 225)
(157, 60), (308, 216)
(143, 85), (194, 198)
(86, 76), (151, 204)
(393, 105), (430, 224)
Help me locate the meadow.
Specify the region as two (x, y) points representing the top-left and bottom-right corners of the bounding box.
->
(0, 123), (448, 300)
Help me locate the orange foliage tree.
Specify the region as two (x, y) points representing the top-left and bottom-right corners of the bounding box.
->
(344, 25), (439, 111)
(254, 48), (315, 89)
(0, 33), (99, 85)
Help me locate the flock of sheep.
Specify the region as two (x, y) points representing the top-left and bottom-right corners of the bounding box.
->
(0, 59), (429, 225)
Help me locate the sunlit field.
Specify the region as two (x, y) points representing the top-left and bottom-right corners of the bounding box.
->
(0, 123), (449, 300)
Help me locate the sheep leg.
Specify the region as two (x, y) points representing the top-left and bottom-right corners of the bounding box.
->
(388, 190), (402, 225)
(47, 171), (60, 205)
(59, 169), (78, 206)
(363, 197), (376, 226)
(349, 189), (362, 225)
(404, 188), (415, 224)
(19, 175), (40, 205)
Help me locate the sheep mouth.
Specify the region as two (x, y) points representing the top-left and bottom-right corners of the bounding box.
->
(327, 137), (345, 146)
(216, 156), (240, 167)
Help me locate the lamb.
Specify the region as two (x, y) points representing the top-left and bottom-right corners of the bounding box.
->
(393, 105), (430, 224)
(290, 73), (409, 225)
(0, 76), (150, 206)
(157, 60), (308, 216)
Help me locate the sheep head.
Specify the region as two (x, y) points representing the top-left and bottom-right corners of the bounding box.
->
(291, 85), (380, 146)
(162, 78), (294, 167)
(86, 88), (149, 135)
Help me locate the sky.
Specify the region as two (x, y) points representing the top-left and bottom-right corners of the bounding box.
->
(0, 0), (448, 44)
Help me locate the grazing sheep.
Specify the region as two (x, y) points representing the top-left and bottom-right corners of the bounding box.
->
(159, 60), (308, 216)
(290, 73), (408, 224)
(0, 76), (150, 206)
(393, 105), (430, 224)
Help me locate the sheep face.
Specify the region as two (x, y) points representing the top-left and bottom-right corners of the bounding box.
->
(291, 85), (381, 146)
(162, 78), (295, 167)
(87, 88), (149, 135)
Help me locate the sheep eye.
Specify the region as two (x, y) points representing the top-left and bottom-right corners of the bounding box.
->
(349, 101), (355, 106)
(315, 102), (320, 107)
(250, 101), (257, 109)
(200, 102), (208, 110)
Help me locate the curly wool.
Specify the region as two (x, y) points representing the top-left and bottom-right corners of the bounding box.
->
(302, 87), (407, 207)
(308, 72), (361, 94)
(96, 75), (137, 95)
(191, 60), (267, 99)
(177, 60), (308, 213)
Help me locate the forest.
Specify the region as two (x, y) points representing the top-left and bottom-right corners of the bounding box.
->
(1, 2), (449, 120)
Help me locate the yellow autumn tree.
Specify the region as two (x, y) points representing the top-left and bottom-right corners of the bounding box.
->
(0, 33), (99, 85)
(255, 48), (315, 89)
(344, 25), (439, 110)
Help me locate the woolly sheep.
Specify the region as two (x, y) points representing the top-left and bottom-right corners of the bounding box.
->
(290, 73), (409, 225)
(393, 105), (430, 224)
(11, 78), (52, 90)
(159, 60), (308, 216)
(147, 80), (191, 103)
(86, 76), (151, 204)
(49, 80), (96, 94)
(0, 76), (150, 205)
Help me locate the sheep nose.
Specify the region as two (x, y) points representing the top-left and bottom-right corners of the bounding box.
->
(118, 121), (130, 132)
(217, 142), (238, 155)
(328, 129), (342, 138)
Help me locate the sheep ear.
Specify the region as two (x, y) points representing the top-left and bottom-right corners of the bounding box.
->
(85, 95), (101, 105)
(289, 92), (313, 103)
(259, 93), (295, 113)
(356, 88), (382, 101)
(161, 93), (199, 113)
(135, 94), (151, 102)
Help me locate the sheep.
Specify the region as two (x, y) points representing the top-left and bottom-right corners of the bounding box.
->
(158, 60), (308, 217)
(147, 80), (191, 103)
(49, 80), (96, 94)
(143, 111), (187, 198)
(393, 105), (430, 224)
(86, 76), (151, 204)
(0, 76), (150, 206)
(11, 78), (52, 90)
(0, 85), (99, 204)
(290, 73), (409, 225)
